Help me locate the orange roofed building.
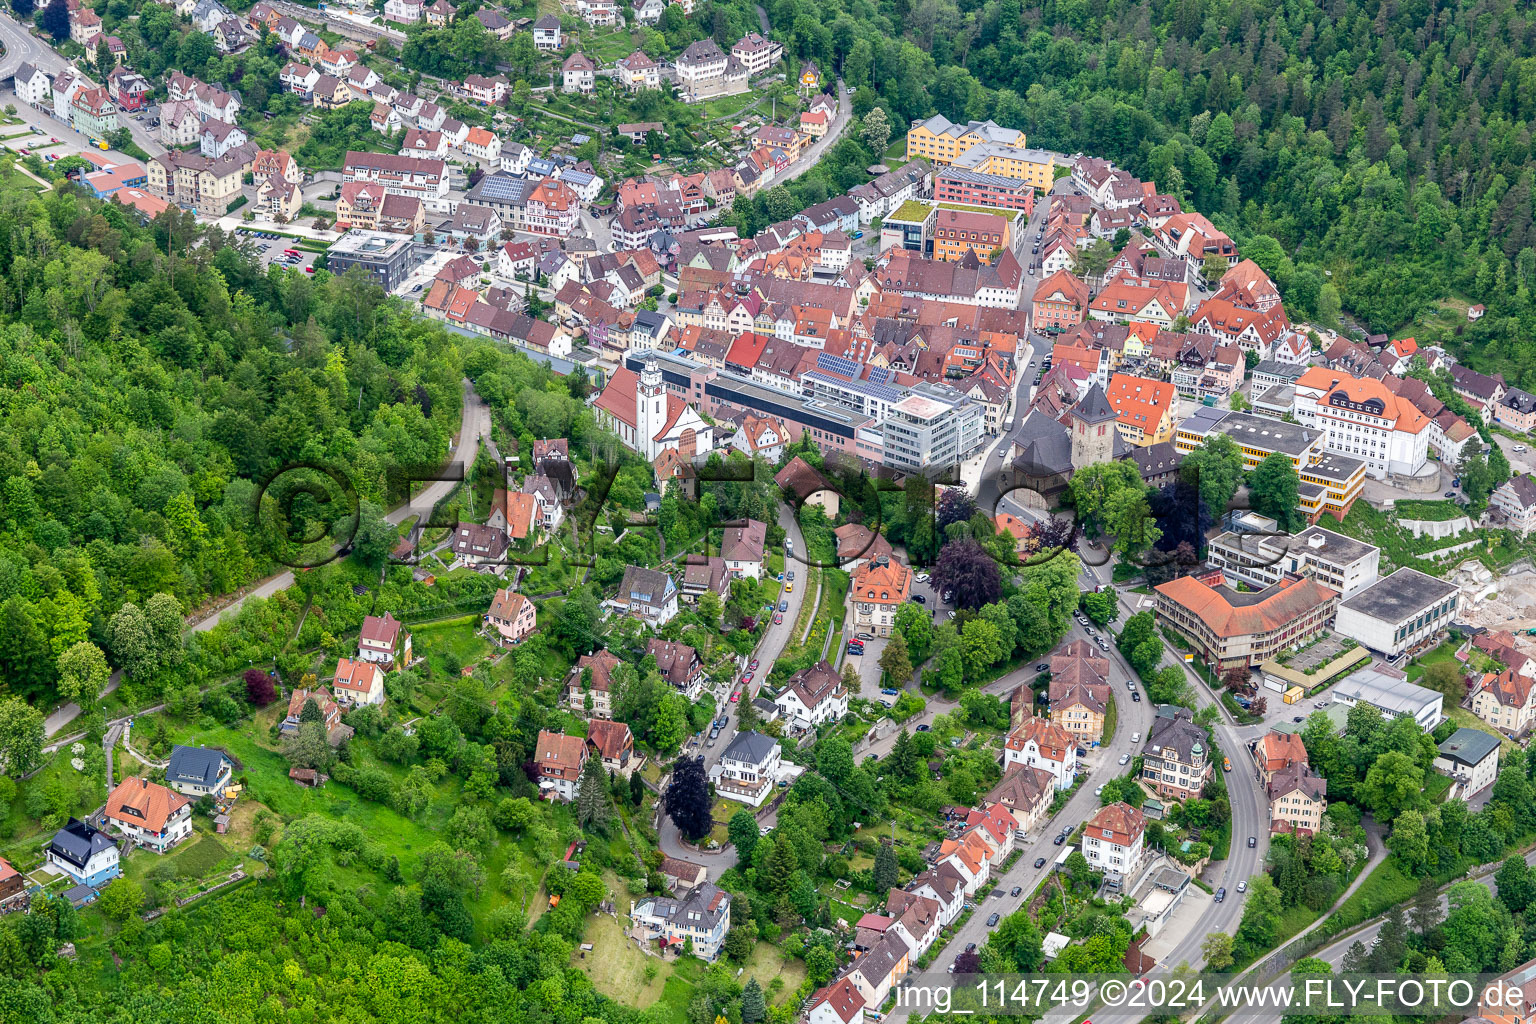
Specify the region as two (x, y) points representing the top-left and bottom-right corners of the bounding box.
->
(103, 777), (193, 853)
(1153, 574), (1340, 674)
(1105, 374), (1177, 446)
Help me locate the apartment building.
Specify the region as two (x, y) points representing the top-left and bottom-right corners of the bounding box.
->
(149, 143), (255, 215)
(1082, 802), (1146, 889)
(1206, 525), (1380, 597)
(342, 150), (450, 213)
(904, 114), (1028, 167)
(1153, 573), (1340, 673)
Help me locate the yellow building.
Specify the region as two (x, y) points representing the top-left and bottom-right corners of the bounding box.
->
(953, 142), (1056, 190)
(905, 114), (1027, 167)
(1174, 408), (1365, 522)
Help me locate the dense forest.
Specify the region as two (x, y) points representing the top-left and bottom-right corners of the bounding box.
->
(760, 0), (1536, 385)
(0, 180), (466, 704)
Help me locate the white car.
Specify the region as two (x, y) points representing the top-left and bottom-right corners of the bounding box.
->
(1118, 754), (1130, 765)
(1131, 732), (1140, 743)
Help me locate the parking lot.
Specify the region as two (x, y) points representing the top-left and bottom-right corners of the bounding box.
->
(234, 228), (321, 273)
(842, 570), (956, 694)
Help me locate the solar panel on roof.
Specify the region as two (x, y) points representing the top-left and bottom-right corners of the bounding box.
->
(816, 352), (861, 377)
(867, 366), (894, 385)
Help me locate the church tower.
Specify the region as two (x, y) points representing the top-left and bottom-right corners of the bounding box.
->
(637, 357), (666, 460)
(1069, 383), (1118, 472)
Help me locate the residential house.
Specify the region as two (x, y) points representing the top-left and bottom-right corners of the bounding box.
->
(608, 564), (679, 626)
(647, 638), (705, 700)
(1267, 764), (1328, 836)
(843, 934), (910, 1007)
(984, 765), (1056, 834)
(463, 127), (501, 162)
(0, 858), (23, 907)
(164, 746), (233, 799)
(532, 14), (563, 50)
(1003, 717), (1078, 789)
(713, 731), (782, 806)
(850, 556), (912, 637)
(1491, 477), (1536, 537)
(1032, 269), (1089, 332)
(13, 63), (51, 110)
(331, 657), (386, 707)
(358, 612), (411, 666)
(200, 118), (248, 159)
(281, 688), (344, 741)
(616, 50), (661, 90)
(486, 588), (537, 645)
(1471, 668), (1536, 737)
(1433, 727), (1501, 800)
(1141, 705), (1213, 802)
(807, 979), (866, 1024)
(46, 818), (120, 888)
(586, 719), (635, 775)
(721, 518), (767, 579)
(1048, 639), (1111, 744)
(535, 729), (588, 802)
(104, 777), (193, 854)
(567, 649), (623, 718)
(1252, 730), (1309, 782)
(630, 882), (731, 960)
(451, 522), (509, 564)
(659, 855), (708, 893)
(775, 660), (849, 731)
(562, 52), (595, 94)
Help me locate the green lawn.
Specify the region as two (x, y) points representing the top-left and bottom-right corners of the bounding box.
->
(1102, 694), (1118, 745)
(411, 614), (495, 676)
(1324, 857), (1418, 934)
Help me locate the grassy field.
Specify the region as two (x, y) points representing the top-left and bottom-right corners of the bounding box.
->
(1324, 857), (1418, 933)
(411, 614), (495, 676)
(577, 912), (805, 1018)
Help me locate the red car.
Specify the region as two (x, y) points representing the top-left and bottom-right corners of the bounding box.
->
(773, 613), (784, 624)
(49, 137), (57, 144)
(749, 659), (759, 671)
(741, 672), (753, 685)
(730, 691), (740, 702)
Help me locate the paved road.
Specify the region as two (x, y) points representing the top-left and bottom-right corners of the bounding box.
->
(656, 501), (809, 875)
(919, 614), (1156, 974)
(39, 381), (489, 740)
(0, 16), (165, 159)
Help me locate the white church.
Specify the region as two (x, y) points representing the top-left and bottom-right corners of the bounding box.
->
(592, 358), (714, 462)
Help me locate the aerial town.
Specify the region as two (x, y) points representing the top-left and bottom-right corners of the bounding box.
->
(1, 0), (1535, 1021)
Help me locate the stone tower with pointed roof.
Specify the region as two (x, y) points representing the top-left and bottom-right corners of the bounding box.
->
(1069, 383), (1117, 471)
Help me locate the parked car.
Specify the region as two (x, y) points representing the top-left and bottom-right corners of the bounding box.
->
(881, 688), (899, 696)
(915, 724), (931, 732)
(965, 943), (977, 953)
(1237, 880), (1248, 893)
(1445, 491), (1457, 498)
(772, 613), (783, 624)
(1033, 857), (1045, 868)
(1118, 753), (1130, 765)
(986, 913), (1000, 927)
(1132, 692), (1141, 701)
(1293, 715), (1304, 722)
(779, 600), (788, 611)
(1223, 757), (1232, 772)
(730, 691), (740, 702)
(1036, 663), (1049, 672)
(1094, 785), (1104, 796)
(1214, 887), (1226, 903)
(1053, 834), (1065, 845)
(912, 594), (926, 603)
(1131, 732), (1140, 743)
(856, 632), (874, 641)
(1248, 836), (1257, 848)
